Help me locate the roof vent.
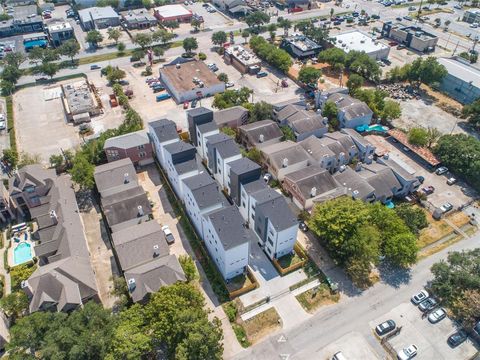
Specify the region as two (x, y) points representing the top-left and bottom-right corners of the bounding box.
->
(124, 173), (129, 184)
(352, 190), (359, 197)
(176, 64), (181, 69)
(49, 210), (57, 219)
(383, 153), (389, 160)
(127, 278), (136, 292)
(310, 187), (317, 197)
(153, 244), (160, 257)
(137, 205), (144, 216)
(282, 158), (289, 168)
(259, 134), (264, 143)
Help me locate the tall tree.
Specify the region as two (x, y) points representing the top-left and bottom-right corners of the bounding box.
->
(346, 73), (364, 94)
(211, 31), (227, 47)
(408, 127), (429, 146)
(86, 30), (104, 48)
(249, 101), (273, 123)
(58, 39), (80, 63)
(241, 29), (250, 44)
(182, 37), (198, 55)
(40, 62), (60, 79)
(298, 66), (322, 86)
(245, 11), (270, 32)
(277, 17), (292, 37)
(107, 28), (122, 44)
(267, 23), (277, 42)
(133, 33), (152, 50)
(70, 153), (95, 189)
(191, 17), (202, 32)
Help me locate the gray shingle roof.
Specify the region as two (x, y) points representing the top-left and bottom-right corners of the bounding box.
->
(206, 133), (240, 158)
(104, 130), (149, 150)
(174, 158), (199, 175)
(163, 141), (195, 156)
(94, 158), (137, 196)
(255, 188), (297, 231)
(243, 179), (268, 195)
(261, 141), (311, 170)
(197, 121), (219, 134)
(327, 93), (373, 121)
(149, 118), (178, 143)
(112, 221), (169, 271)
(213, 106), (248, 126)
(124, 254), (186, 303)
(239, 120), (283, 146)
(183, 173), (225, 210)
(333, 167), (375, 200)
(102, 185), (152, 227)
(228, 157), (261, 175)
(299, 135), (335, 160)
(206, 205), (255, 250)
(290, 116), (326, 135)
(284, 166), (340, 199)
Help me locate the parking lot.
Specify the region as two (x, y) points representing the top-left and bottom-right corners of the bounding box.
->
(371, 302), (478, 360)
(14, 74), (124, 163)
(315, 332), (381, 360)
(365, 135), (474, 209)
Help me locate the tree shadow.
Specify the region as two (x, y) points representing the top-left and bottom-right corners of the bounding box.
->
(378, 261), (412, 288)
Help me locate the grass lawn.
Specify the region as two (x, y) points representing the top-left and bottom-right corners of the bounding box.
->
(418, 225), (478, 260)
(295, 284), (340, 313)
(242, 307), (282, 344)
(277, 252), (303, 269)
(418, 212), (454, 248)
(225, 273), (254, 293)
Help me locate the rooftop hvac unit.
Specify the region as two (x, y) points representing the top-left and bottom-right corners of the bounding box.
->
(282, 158), (289, 168)
(360, 39), (365, 43)
(310, 187), (317, 198)
(127, 278), (136, 291)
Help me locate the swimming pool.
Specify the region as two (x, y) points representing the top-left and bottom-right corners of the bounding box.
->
(13, 242), (33, 265)
(356, 124), (389, 133)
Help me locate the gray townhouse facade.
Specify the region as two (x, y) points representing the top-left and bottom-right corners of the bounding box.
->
(205, 133), (242, 189)
(148, 118), (180, 169)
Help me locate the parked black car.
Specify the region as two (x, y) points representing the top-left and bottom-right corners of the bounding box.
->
(299, 221), (308, 232)
(447, 330), (468, 347)
(375, 320), (396, 336)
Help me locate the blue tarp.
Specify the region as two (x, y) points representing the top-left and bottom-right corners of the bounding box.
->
(24, 39), (48, 50)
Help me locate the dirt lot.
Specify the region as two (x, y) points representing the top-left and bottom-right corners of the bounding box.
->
(14, 76), (124, 164)
(365, 135), (475, 209)
(371, 302), (478, 360)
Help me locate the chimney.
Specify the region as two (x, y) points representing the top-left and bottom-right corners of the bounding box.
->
(124, 173), (129, 184)
(355, 162), (362, 172)
(127, 278), (136, 292)
(49, 210), (58, 224)
(259, 134), (264, 143)
(137, 205), (144, 216)
(366, 155), (373, 164)
(282, 158), (289, 168)
(383, 153), (390, 160)
(310, 187), (317, 197)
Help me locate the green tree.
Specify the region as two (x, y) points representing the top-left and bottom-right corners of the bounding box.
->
(267, 23), (277, 42)
(317, 47), (346, 72)
(107, 28), (122, 44)
(179, 255), (198, 282)
(280, 125), (295, 141)
(245, 11), (270, 31)
(211, 31), (227, 47)
(1, 80), (15, 96)
(241, 29), (250, 44)
(434, 134), (480, 190)
(249, 36), (292, 73)
(383, 232), (418, 267)
(117, 42), (126, 53)
(133, 33), (152, 50)
(1, 65), (22, 85)
(191, 18), (202, 32)
(462, 97), (480, 129)
(39, 62), (59, 79)
(212, 87), (253, 109)
(28, 46), (45, 66)
(298, 66), (322, 86)
(249, 101), (273, 123)
(277, 17), (292, 37)
(0, 292), (29, 322)
(153, 29), (174, 45)
(183, 37), (198, 55)
(346, 73), (364, 94)
(381, 100), (401, 122)
(86, 30), (104, 47)
(394, 204), (428, 234)
(163, 20), (179, 30)
(450, 290), (480, 329)
(426, 126), (441, 148)
(58, 39), (80, 63)
(408, 127), (429, 146)
(70, 153), (95, 189)
(153, 46), (164, 60)
(345, 50), (381, 83)
(104, 65), (126, 83)
(220, 127), (236, 137)
(217, 72), (228, 83)
(430, 249), (480, 305)
(245, 147), (262, 163)
(2, 52), (25, 68)
(3, 148), (18, 168)
(322, 100), (338, 120)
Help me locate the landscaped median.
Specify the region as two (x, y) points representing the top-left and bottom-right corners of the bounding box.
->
(223, 300), (282, 347)
(295, 283), (340, 313)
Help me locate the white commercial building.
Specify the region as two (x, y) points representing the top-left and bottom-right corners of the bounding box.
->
(333, 30), (390, 60)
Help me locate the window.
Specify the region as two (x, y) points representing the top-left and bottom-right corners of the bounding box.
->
(139, 152), (146, 158)
(24, 186), (35, 193)
(242, 201), (246, 208)
(137, 144), (145, 150)
(268, 237), (274, 246)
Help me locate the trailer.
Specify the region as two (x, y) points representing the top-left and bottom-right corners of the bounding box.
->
(109, 94), (118, 107)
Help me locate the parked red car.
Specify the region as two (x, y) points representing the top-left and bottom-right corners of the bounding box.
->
(421, 186), (435, 195)
(183, 101), (189, 109)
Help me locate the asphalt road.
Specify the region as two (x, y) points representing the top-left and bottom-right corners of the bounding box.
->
(232, 231), (480, 360)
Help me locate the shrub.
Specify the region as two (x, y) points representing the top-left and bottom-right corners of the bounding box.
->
(198, 52), (207, 60)
(223, 302), (238, 323)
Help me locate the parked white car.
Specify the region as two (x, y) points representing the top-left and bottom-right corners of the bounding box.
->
(161, 225), (175, 244)
(411, 290), (429, 305)
(397, 344), (418, 360)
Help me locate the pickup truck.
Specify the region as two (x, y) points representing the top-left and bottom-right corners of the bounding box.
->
(109, 94), (118, 107)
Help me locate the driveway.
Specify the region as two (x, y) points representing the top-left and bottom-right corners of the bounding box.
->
(240, 240), (307, 308)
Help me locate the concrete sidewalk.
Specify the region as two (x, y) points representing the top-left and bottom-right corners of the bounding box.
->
(0, 232), (11, 296)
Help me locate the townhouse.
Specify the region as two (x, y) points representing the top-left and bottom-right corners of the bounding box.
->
(260, 141), (311, 181)
(226, 157), (262, 206)
(103, 130), (153, 166)
(195, 121), (219, 159)
(205, 133), (242, 189)
(148, 118), (180, 169)
(238, 120), (283, 150)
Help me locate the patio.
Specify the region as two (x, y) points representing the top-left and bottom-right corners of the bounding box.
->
(8, 223), (35, 268)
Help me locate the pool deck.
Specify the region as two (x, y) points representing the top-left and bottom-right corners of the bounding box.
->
(8, 230), (35, 268)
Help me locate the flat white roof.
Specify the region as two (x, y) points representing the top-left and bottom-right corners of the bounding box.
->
(334, 30), (389, 54)
(154, 4), (191, 18)
(48, 22), (72, 32)
(438, 57), (480, 89)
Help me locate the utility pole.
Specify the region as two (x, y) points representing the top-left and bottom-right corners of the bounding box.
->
(452, 40), (460, 55)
